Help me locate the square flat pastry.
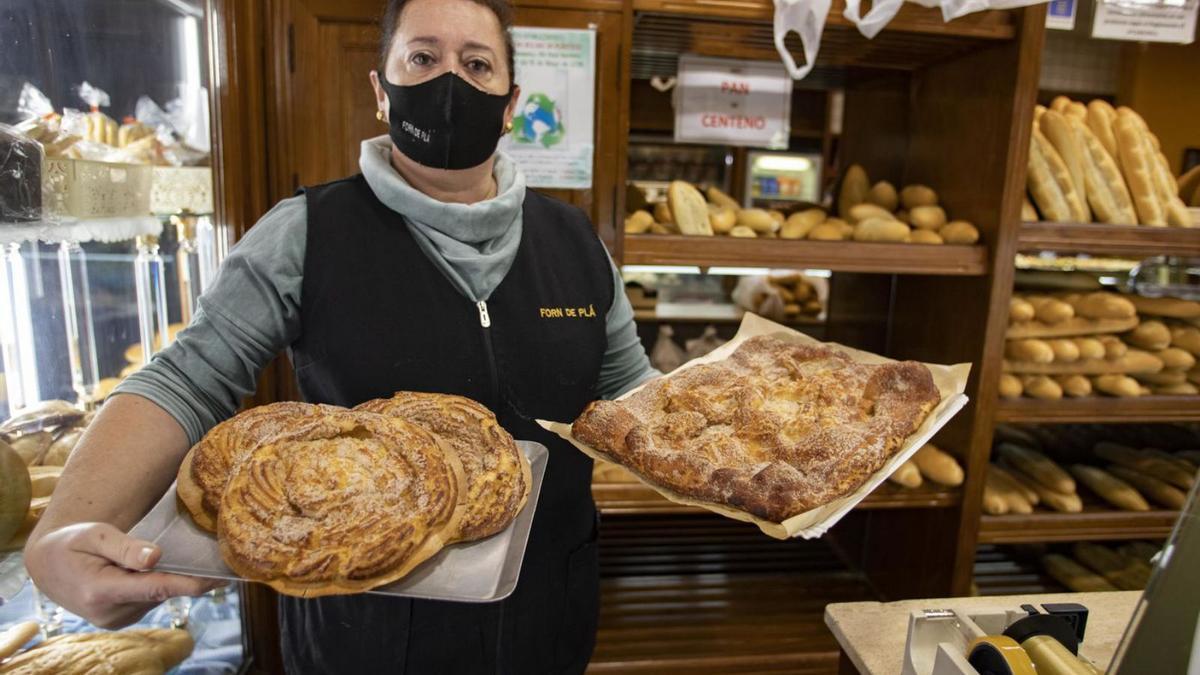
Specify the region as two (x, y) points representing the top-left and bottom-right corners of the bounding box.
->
(572, 335), (941, 523)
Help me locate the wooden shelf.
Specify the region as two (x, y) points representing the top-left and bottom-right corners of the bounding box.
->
(995, 396), (1200, 424)
(623, 235), (988, 275)
(1017, 221), (1200, 258)
(978, 508), (1180, 544)
(592, 478), (960, 516)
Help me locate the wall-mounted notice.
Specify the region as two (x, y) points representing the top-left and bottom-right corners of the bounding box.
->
(1047, 0), (1078, 29)
(675, 54), (793, 150)
(1092, 0), (1197, 44)
(499, 27), (596, 189)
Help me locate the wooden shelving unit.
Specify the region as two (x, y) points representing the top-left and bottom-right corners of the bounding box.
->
(995, 396), (1200, 423)
(978, 509), (1180, 544)
(1017, 221), (1200, 257)
(623, 235), (989, 275)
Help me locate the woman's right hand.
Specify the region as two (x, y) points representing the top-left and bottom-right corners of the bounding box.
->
(24, 522), (221, 629)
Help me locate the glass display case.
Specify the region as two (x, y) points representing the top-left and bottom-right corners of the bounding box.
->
(0, 1), (240, 670)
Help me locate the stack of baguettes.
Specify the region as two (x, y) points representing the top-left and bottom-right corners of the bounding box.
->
(176, 393), (531, 598)
(1025, 96), (1193, 228)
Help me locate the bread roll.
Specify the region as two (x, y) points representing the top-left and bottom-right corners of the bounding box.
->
(654, 202), (673, 224)
(728, 226), (757, 238)
(985, 470), (1033, 514)
(1154, 382), (1199, 395)
(1074, 337), (1106, 361)
(838, 164), (870, 217)
(1040, 110), (1091, 222)
(708, 206), (737, 234)
(1048, 339), (1081, 363)
(1100, 335), (1128, 360)
(1022, 196), (1039, 221)
(735, 208), (778, 234)
(781, 209), (825, 239)
(981, 482), (1010, 515)
(990, 463), (1040, 505)
(1071, 292), (1136, 320)
(888, 459), (923, 488)
(1135, 369), (1187, 386)
(1010, 298), (1036, 323)
(1050, 95), (1072, 113)
(909, 205), (947, 230)
(649, 222), (675, 235)
(1029, 125), (1088, 222)
(808, 223), (845, 241)
(1093, 374), (1141, 397)
(847, 203), (897, 224)
(1028, 296), (1075, 324)
(1155, 347), (1196, 371)
(909, 229), (944, 245)
(705, 186), (740, 210)
(999, 373), (1024, 398)
(1126, 320), (1171, 350)
(1171, 327), (1200, 356)
(1128, 295), (1200, 320)
(625, 211), (653, 234)
(940, 221), (980, 244)
(1005, 350), (1163, 375)
(900, 185), (938, 210)
(912, 443), (963, 487)
(1087, 99), (1119, 160)
(828, 218), (854, 237)
(1107, 466), (1186, 509)
(1054, 374), (1092, 398)
(853, 218), (910, 242)
(1021, 375), (1063, 400)
(1114, 111), (1166, 226)
(1007, 339), (1055, 363)
(1068, 115), (1137, 224)
(867, 180), (899, 211)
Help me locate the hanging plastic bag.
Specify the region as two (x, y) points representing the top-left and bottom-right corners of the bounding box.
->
(773, 0), (833, 80)
(842, 0), (942, 38)
(939, 0), (1046, 22)
(685, 326), (725, 360)
(650, 325), (687, 373)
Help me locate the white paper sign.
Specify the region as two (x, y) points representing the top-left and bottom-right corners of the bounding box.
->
(675, 55), (793, 150)
(1092, 0), (1198, 43)
(1046, 0), (1078, 29)
(499, 27), (596, 189)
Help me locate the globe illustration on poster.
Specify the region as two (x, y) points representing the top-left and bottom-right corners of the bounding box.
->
(511, 93), (565, 148)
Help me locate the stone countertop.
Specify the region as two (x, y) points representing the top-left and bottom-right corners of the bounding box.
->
(825, 591), (1142, 674)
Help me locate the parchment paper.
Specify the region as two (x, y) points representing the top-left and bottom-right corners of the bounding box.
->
(538, 313), (971, 540)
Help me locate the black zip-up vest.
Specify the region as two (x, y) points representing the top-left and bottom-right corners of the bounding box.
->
(278, 175), (612, 674)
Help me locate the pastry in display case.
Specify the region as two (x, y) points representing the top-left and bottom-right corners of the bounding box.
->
(0, 1), (240, 670)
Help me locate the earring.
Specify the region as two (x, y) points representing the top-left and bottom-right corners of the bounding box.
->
(505, 120), (513, 133)
(376, 110), (385, 122)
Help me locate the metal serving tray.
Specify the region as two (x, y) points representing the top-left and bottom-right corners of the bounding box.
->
(129, 441), (548, 603)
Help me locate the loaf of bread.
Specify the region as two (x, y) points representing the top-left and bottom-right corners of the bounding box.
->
(912, 443), (963, 487)
(1054, 374), (1092, 398)
(1074, 337), (1106, 361)
(909, 206), (947, 230)
(1004, 349), (1163, 376)
(900, 185), (938, 210)
(985, 469), (1034, 514)
(1106, 466), (1186, 509)
(1029, 125), (1088, 222)
(909, 229), (944, 245)
(1093, 374), (1143, 397)
(867, 180), (899, 211)
(1126, 321), (1172, 351)
(1171, 327), (1200, 356)
(1069, 465), (1149, 511)
(1007, 339), (1054, 364)
(1068, 115), (1136, 224)
(1021, 375), (1063, 400)
(997, 443), (1075, 494)
(1040, 111), (1091, 222)
(1094, 442), (1195, 490)
(1010, 298), (1036, 323)
(807, 223), (845, 241)
(1043, 554), (1118, 592)
(1128, 295), (1200, 320)
(998, 373), (1023, 398)
(1114, 111), (1166, 226)
(1005, 316), (1139, 340)
(853, 218), (911, 242)
(1069, 292), (1136, 320)
(940, 221), (980, 245)
(888, 459), (923, 488)
(847, 203), (895, 224)
(990, 463), (1040, 505)
(1086, 99), (1119, 160)
(839, 164), (870, 217)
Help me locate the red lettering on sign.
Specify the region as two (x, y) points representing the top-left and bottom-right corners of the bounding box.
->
(720, 80), (751, 95)
(700, 114), (767, 130)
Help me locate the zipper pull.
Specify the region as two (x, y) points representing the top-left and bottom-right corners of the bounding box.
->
(477, 300), (491, 328)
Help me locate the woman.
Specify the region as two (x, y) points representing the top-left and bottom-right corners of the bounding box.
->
(23, 0), (655, 672)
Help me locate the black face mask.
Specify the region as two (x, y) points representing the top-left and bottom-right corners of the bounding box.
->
(380, 71), (513, 171)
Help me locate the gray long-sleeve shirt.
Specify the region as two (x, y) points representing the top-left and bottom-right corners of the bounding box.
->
(115, 138), (656, 445)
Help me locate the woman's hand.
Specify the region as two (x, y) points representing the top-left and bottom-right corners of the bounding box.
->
(24, 522), (221, 629)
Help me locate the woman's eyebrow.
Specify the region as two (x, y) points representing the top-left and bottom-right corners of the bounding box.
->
(462, 40), (496, 55)
(408, 36), (440, 46)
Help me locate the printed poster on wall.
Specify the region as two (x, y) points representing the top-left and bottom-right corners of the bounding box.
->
(1046, 0), (1078, 29)
(675, 54), (793, 150)
(1092, 0), (1197, 43)
(499, 27), (596, 189)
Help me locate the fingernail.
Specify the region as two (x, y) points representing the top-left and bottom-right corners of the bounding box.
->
(139, 546), (155, 565)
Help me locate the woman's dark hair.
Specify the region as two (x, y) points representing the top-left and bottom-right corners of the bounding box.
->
(379, 0), (516, 83)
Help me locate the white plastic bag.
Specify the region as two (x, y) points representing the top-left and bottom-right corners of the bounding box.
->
(842, 0), (943, 38)
(773, 0), (833, 80)
(650, 325), (687, 373)
(939, 0), (1046, 21)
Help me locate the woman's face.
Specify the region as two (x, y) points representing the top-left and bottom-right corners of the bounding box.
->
(375, 0), (513, 95)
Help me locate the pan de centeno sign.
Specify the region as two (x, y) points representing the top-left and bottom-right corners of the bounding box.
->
(674, 54), (793, 150)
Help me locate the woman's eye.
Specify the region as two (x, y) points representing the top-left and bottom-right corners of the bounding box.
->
(467, 59), (491, 74)
(411, 52), (434, 66)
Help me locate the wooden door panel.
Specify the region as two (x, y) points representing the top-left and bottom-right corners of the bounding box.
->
(317, 23), (380, 183)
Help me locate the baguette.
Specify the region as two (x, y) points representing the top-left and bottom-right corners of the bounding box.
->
(1021, 375), (1063, 400)
(1050, 96), (1072, 113)
(867, 180), (899, 211)
(1143, 448), (1197, 473)
(1022, 478), (1083, 513)
(994, 424), (1043, 451)
(1070, 292), (1136, 320)
(1047, 339), (1081, 363)
(1005, 316), (1139, 340)
(912, 443), (963, 487)
(1007, 339), (1055, 363)
(1043, 554), (1118, 593)
(998, 373), (1024, 398)
(1069, 465), (1150, 511)
(900, 185), (938, 210)
(888, 459), (923, 488)
(1100, 335), (1128, 359)
(1138, 128), (1192, 227)
(986, 470), (1033, 514)
(1022, 196), (1039, 221)
(1135, 369), (1188, 386)
(1094, 442), (1195, 489)
(1040, 111), (1091, 222)
(997, 443), (1075, 494)
(990, 463), (1040, 505)
(1087, 100), (1119, 160)
(1004, 349), (1163, 376)
(1029, 125), (1087, 222)
(1128, 295), (1200, 320)
(838, 164), (870, 217)
(1073, 542), (1151, 590)
(1126, 320), (1172, 351)
(0, 621), (39, 661)
(1054, 374), (1093, 398)
(939, 221), (980, 245)
(1068, 115), (1136, 224)
(1093, 374), (1142, 397)
(1074, 337), (1106, 361)
(1154, 382), (1199, 395)
(1114, 111), (1166, 226)
(1010, 298), (1036, 323)
(1171, 327), (1200, 356)
(1106, 466), (1186, 509)
(1153, 347), (1196, 370)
